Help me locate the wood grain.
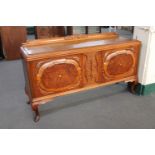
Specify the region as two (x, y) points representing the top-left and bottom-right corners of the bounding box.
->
(37, 58), (82, 93)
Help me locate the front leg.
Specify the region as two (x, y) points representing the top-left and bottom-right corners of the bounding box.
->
(128, 81), (138, 94)
(25, 85), (31, 105)
(32, 103), (40, 122)
(30, 98), (53, 122)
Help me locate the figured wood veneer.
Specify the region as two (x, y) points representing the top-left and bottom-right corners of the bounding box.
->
(103, 49), (135, 78)
(21, 32), (141, 122)
(37, 58), (82, 93)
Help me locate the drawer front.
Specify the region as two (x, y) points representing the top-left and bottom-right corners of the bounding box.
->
(96, 46), (139, 82)
(29, 54), (86, 97)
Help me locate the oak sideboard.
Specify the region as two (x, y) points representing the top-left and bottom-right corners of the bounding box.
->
(21, 32), (141, 122)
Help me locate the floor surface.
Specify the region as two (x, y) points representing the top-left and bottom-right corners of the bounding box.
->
(0, 60), (155, 129)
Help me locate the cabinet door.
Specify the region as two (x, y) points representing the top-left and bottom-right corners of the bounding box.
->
(29, 54), (86, 97)
(97, 46), (139, 82)
(1, 26), (27, 60)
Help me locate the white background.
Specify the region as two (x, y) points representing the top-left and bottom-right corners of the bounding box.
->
(133, 27), (155, 85)
(0, 0), (154, 26)
(0, 0), (155, 155)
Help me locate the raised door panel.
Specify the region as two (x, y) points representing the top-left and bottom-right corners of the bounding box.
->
(30, 54), (86, 97)
(37, 59), (82, 92)
(103, 49), (135, 78)
(96, 46), (138, 82)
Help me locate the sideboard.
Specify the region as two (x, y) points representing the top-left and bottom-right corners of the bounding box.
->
(21, 32), (141, 122)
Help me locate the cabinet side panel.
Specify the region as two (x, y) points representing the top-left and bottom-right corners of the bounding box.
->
(21, 59), (33, 101)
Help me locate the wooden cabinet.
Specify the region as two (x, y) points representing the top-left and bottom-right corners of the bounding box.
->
(1, 26), (27, 60)
(0, 29), (4, 59)
(35, 26), (65, 39)
(21, 32), (141, 122)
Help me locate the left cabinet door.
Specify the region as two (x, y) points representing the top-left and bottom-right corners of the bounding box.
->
(1, 26), (27, 60)
(28, 54), (86, 98)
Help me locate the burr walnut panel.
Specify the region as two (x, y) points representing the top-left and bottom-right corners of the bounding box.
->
(37, 58), (82, 93)
(103, 49), (135, 80)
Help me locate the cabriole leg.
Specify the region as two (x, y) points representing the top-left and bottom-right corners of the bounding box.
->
(27, 101), (30, 104)
(32, 104), (40, 122)
(128, 81), (138, 94)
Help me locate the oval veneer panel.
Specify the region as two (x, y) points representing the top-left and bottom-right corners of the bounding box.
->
(104, 50), (135, 78)
(37, 59), (82, 93)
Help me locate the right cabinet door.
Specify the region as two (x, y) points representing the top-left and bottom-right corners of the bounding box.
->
(98, 46), (139, 82)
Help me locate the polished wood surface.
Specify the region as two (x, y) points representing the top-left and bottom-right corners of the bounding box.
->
(1, 26), (27, 60)
(22, 32), (119, 58)
(21, 32), (141, 122)
(35, 26), (65, 39)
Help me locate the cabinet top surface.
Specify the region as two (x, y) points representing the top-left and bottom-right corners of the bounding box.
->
(21, 33), (140, 59)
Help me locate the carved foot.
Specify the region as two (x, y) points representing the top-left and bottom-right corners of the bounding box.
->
(34, 111), (40, 122)
(32, 104), (40, 122)
(128, 81), (138, 94)
(27, 101), (30, 104)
